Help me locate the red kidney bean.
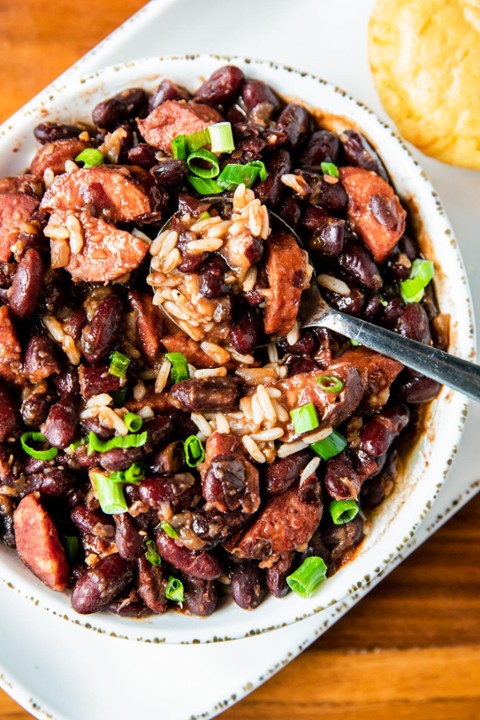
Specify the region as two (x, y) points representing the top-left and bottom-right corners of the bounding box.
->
(71, 554), (135, 614)
(114, 513), (145, 561)
(360, 404), (410, 457)
(299, 130), (340, 168)
(230, 308), (261, 354)
(148, 79), (190, 112)
(307, 217), (345, 258)
(150, 442), (185, 474)
(338, 242), (383, 291)
(127, 143), (157, 169)
(199, 255), (229, 298)
(396, 371), (441, 403)
(341, 129), (389, 182)
(71, 505), (115, 538)
(0, 494), (16, 548)
(155, 531), (222, 580)
(242, 80), (281, 115)
(302, 205), (328, 232)
(80, 415), (115, 440)
(255, 149), (292, 207)
(398, 234), (418, 260)
(266, 552), (294, 598)
(53, 367), (79, 399)
(361, 450), (398, 510)
(265, 450), (311, 494)
(321, 514), (364, 568)
(231, 562), (266, 610)
(286, 356), (320, 377)
(78, 364), (125, 399)
(81, 294), (123, 364)
(279, 329), (317, 356)
(137, 555), (168, 613)
(62, 308), (87, 344)
(194, 65), (245, 105)
(24, 468), (73, 498)
(396, 302), (432, 344)
(20, 387), (52, 427)
(139, 473), (199, 513)
(8, 248), (44, 318)
(362, 293), (381, 320)
(109, 592), (150, 618)
(191, 507), (249, 547)
(323, 287), (364, 316)
(381, 296), (405, 328)
(42, 398), (78, 449)
(310, 175), (348, 212)
(73, 444), (99, 470)
(170, 377), (240, 413)
(144, 415), (174, 450)
(92, 88), (147, 129)
(98, 447), (145, 472)
(34, 121), (85, 144)
(181, 574), (218, 616)
(0, 380), (21, 442)
(151, 158), (186, 189)
(23, 336), (59, 384)
(277, 103), (311, 149)
(324, 451), (362, 500)
(385, 250), (412, 280)
(278, 195), (302, 230)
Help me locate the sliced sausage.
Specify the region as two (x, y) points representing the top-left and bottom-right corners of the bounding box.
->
(0, 305), (23, 385)
(263, 231), (311, 337)
(0, 183), (40, 262)
(339, 167), (406, 263)
(14, 493), (69, 591)
(0, 379), (21, 441)
(155, 531), (222, 580)
(170, 377), (240, 413)
(161, 335), (216, 369)
(333, 347), (403, 411)
(137, 100), (222, 154)
(137, 555), (167, 614)
(30, 139), (88, 177)
(138, 473), (199, 513)
(128, 291), (164, 362)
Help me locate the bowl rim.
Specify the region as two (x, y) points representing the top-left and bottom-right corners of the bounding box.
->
(0, 53), (475, 644)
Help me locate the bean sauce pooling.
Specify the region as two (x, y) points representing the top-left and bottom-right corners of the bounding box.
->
(0, 65), (445, 616)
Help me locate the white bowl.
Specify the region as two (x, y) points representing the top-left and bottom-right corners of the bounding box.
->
(0, 54), (474, 644)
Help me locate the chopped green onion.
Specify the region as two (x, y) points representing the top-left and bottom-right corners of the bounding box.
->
(68, 438), (85, 454)
(75, 148), (104, 168)
(183, 435), (205, 467)
(290, 402), (319, 435)
(198, 211), (211, 221)
(87, 431), (148, 455)
(186, 175), (223, 195)
(350, 338), (361, 347)
(171, 135), (187, 160)
(108, 351), (131, 379)
(20, 432), (58, 461)
(111, 387), (128, 406)
(321, 161), (339, 178)
(61, 535), (80, 562)
(286, 557), (328, 598)
(208, 122), (235, 154)
(93, 473), (128, 514)
(124, 412), (143, 433)
(124, 462), (145, 484)
(186, 148), (220, 179)
(248, 160), (268, 181)
(165, 576), (184, 602)
(216, 162), (267, 190)
(311, 430), (347, 460)
(145, 539), (162, 567)
(185, 128), (211, 153)
(400, 258), (435, 304)
(109, 470), (126, 483)
(329, 499), (359, 525)
(379, 295), (388, 308)
(160, 521), (179, 539)
(165, 352), (189, 383)
(316, 375), (344, 393)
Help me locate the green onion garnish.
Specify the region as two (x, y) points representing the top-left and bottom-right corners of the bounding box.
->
(321, 161), (339, 178)
(61, 535), (80, 562)
(186, 176), (223, 195)
(124, 412), (143, 433)
(160, 521), (179, 539)
(171, 135), (187, 160)
(186, 148), (220, 179)
(316, 375), (344, 393)
(108, 351), (131, 379)
(329, 499), (359, 525)
(185, 128), (211, 153)
(75, 148), (104, 168)
(165, 576), (184, 602)
(290, 402), (319, 435)
(124, 462), (145, 484)
(183, 435), (205, 467)
(350, 338), (361, 347)
(208, 122), (235, 154)
(379, 295), (388, 308)
(400, 258), (435, 304)
(93, 473), (128, 514)
(286, 557), (328, 598)
(87, 431), (148, 455)
(165, 352), (189, 383)
(216, 161), (267, 191)
(20, 432), (58, 461)
(145, 539), (162, 567)
(311, 430), (347, 460)
(68, 438), (85, 454)
(198, 211), (211, 221)
(109, 470), (127, 483)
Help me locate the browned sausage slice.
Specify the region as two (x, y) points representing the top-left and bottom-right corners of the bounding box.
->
(128, 291), (164, 362)
(263, 230), (311, 337)
(0, 305), (23, 385)
(45, 210), (149, 282)
(331, 347), (403, 411)
(339, 167), (406, 263)
(0, 191), (39, 262)
(14, 493), (70, 591)
(40, 166), (152, 222)
(30, 139), (89, 177)
(161, 334), (217, 369)
(137, 100), (222, 153)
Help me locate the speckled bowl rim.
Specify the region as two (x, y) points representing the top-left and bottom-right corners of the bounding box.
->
(0, 54), (475, 645)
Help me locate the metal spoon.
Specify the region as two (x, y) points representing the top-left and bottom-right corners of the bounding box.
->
(158, 198), (480, 403)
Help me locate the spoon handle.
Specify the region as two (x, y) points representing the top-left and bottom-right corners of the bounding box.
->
(308, 310), (480, 403)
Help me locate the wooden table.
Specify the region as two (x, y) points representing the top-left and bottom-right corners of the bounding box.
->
(1, 1), (479, 717)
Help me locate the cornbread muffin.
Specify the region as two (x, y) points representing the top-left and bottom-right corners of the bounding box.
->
(369, 0), (480, 169)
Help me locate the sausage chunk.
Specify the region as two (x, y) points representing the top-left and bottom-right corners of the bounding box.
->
(30, 139), (88, 177)
(128, 291), (164, 362)
(170, 377), (240, 413)
(161, 335), (217, 369)
(339, 167), (406, 263)
(332, 348), (403, 411)
(14, 494), (69, 591)
(0, 183), (39, 262)
(137, 100), (222, 154)
(263, 231), (311, 336)
(0, 306), (23, 385)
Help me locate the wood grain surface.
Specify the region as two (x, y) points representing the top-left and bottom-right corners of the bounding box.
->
(1, 1), (479, 718)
